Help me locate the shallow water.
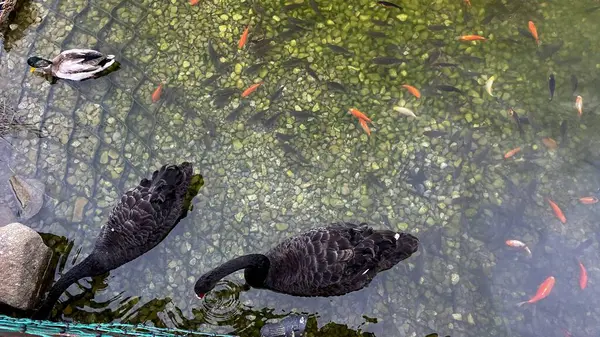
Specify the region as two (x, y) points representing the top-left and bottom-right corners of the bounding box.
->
(1, 0), (600, 336)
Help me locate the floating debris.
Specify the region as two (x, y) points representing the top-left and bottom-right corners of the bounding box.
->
(9, 175), (45, 221)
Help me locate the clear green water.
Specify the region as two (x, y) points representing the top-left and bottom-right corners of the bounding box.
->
(1, 0), (600, 336)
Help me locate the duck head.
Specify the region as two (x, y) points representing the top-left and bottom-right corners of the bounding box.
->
(27, 57), (52, 72)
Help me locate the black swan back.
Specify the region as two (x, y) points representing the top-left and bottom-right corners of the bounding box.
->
(262, 222), (418, 296)
(194, 222), (418, 298)
(34, 162), (194, 319)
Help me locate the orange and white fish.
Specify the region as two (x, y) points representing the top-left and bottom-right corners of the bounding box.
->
(575, 95), (583, 117)
(517, 276), (555, 306)
(542, 137), (557, 150)
(547, 198), (566, 224)
(238, 25), (250, 49)
(505, 240), (532, 256)
(528, 21), (540, 45)
(359, 119), (371, 136)
(401, 84), (421, 98)
(241, 81), (263, 97)
(189, 0), (200, 5)
(579, 260), (588, 290)
(151, 83), (163, 103)
(579, 196), (599, 204)
(504, 147), (521, 159)
(457, 35), (486, 41)
(464, 0), (471, 6)
(348, 108), (372, 123)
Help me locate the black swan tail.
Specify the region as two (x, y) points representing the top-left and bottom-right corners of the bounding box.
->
(356, 229), (419, 272)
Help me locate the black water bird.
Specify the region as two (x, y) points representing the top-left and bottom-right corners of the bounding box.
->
(33, 163), (198, 319)
(194, 222), (418, 298)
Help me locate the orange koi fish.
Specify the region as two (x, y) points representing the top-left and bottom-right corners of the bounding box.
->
(189, 0), (200, 5)
(547, 198), (566, 224)
(505, 240), (532, 256)
(504, 147), (521, 159)
(401, 84), (421, 98)
(348, 108), (372, 123)
(542, 137), (557, 150)
(528, 21), (540, 45)
(457, 35), (486, 41)
(151, 83), (163, 103)
(238, 25), (250, 49)
(579, 260), (588, 290)
(579, 196), (599, 204)
(575, 95), (583, 117)
(464, 0), (471, 6)
(517, 276), (555, 306)
(359, 119), (371, 136)
(241, 81), (263, 97)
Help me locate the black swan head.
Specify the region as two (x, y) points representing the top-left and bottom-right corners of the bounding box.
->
(194, 222), (418, 298)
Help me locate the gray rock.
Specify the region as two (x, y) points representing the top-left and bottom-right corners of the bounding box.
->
(0, 204), (16, 226)
(0, 222), (52, 310)
(8, 175), (45, 221)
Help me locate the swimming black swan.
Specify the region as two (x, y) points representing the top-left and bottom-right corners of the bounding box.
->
(33, 162), (197, 319)
(194, 222), (419, 298)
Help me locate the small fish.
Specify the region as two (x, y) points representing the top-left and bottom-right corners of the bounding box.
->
(309, 0), (323, 17)
(264, 111), (285, 129)
(152, 83), (163, 103)
(579, 260), (588, 290)
(571, 75), (578, 95)
(290, 110), (314, 121)
(542, 137), (557, 150)
(464, 0), (471, 6)
(517, 276), (555, 306)
(201, 74), (220, 86)
(371, 56), (405, 65)
(189, 0), (199, 5)
(275, 132), (295, 142)
(435, 85), (464, 94)
(393, 106), (417, 118)
(547, 198), (566, 224)
(402, 84), (421, 98)
(238, 25), (250, 49)
(575, 95), (583, 116)
(426, 50), (441, 64)
(288, 17), (311, 27)
(366, 31), (388, 39)
(548, 74), (555, 101)
(560, 120), (568, 147)
(280, 143), (309, 164)
(244, 62), (266, 75)
(504, 147), (521, 159)
(485, 76), (495, 96)
(459, 55), (484, 63)
(508, 108), (525, 137)
(371, 19), (391, 27)
(579, 196), (598, 204)
(359, 119), (371, 136)
(326, 81), (347, 93)
(432, 62), (459, 68)
(207, 39), (221, 70)
(247, 108), (269, 124)
(269, 85), (285, 102)
(537, 41), (563, 60)
(528, 21), (540, 45)
(423, 130), (447, 138)
(505, 240), (532, 256)
(457, 35), (486, 41)
(241, 82), (263, 98)
(213, 88), (238, 108)
(282, 3), (304, 11)
(377, 1), (402, 9)
(305, 64), (319, 80)
(282, 58), (306, 69)
(325, 44), (354, 56)
(348, 108), (372, 123)
(226, 104), (246, 122)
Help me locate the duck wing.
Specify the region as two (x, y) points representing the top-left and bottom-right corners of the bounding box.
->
(92, 162), (193, 271)
(265, 222), (418, 296)
(55, 49), (114, 74)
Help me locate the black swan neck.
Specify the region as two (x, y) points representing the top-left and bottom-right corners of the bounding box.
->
(32, 257), (95, 320)
(203, 254), (270, 287)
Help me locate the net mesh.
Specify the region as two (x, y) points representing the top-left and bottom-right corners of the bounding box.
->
(0, 315), (237, 337)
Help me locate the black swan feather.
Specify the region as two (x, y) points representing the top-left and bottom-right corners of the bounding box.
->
(194, 222), (418, 297)
(33, 162), (194, 319)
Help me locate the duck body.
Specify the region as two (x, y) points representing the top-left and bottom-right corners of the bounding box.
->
(33, 162), (195, 319)
(27, 49), (116, 81)
(195, 222), (419, 298)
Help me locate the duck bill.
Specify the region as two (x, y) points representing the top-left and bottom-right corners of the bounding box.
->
(29, 67), (36, 73)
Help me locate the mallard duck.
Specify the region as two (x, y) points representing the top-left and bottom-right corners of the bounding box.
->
(33, 162), (197, 319)
(194, 222), (419, 298)
(27, 49), (116, 81)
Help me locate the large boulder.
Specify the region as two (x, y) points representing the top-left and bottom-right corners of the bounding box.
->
(0, 222), (52, 310)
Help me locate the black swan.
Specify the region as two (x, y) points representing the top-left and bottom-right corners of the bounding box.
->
(194, 222), (419, 298)
(34, 162), (199, 319)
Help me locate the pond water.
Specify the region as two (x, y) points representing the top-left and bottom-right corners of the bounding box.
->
(1, 0), (600, 336)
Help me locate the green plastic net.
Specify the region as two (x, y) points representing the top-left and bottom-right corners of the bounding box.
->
(0, 315), (237, 337)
